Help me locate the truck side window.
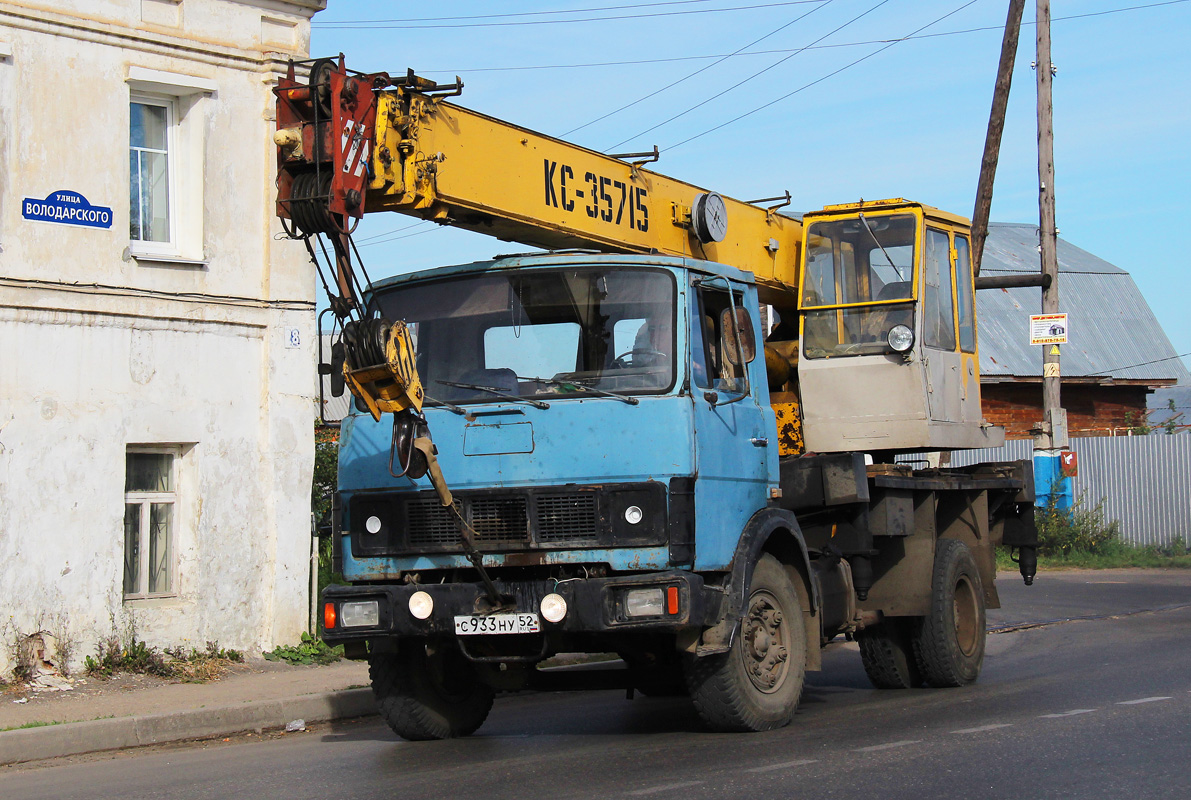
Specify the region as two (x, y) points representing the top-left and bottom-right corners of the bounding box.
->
(954, 233), (976, 353)
(693, 288), (746, 392)
(923, 228), (957, 351)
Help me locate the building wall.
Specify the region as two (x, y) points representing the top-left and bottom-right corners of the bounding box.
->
(982, 382), (1151, 439)
(0, 0), (324, 675)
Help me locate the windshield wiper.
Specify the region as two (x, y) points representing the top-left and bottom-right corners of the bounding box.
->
(422, 394), (467, 415)
(435, 380), (550, 410)
(523, 376), (639, 405)
(858, 212), (904, 280)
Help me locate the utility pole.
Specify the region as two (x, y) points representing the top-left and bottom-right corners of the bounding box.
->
(1035, 0), (1069, 506)
(971, 0), (1025, 275)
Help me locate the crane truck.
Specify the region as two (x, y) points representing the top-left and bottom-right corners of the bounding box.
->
(274, 56), (1039, 740)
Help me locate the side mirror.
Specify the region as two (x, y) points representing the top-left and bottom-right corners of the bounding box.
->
(721, 307), (756, 366)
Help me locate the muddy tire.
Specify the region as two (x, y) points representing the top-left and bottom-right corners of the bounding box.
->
(684, 555), (806, 732)
(857, 617), (923, 689)
(369, 642), (494, 741)
(912, 538), (986, 688)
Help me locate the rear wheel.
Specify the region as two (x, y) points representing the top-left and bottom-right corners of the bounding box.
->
(684, 555), (806, 732)
(857, 617), (923, 689)
(370, 642), (494, 741)
(912, 538), (986, 687)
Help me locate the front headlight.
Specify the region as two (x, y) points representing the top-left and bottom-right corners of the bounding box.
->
(339, 600), (379, 628)
(624, 587), (665, 617)
(887, 324), (915, 353)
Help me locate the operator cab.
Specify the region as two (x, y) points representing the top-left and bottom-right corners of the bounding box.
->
(792, 199), (1004, 454)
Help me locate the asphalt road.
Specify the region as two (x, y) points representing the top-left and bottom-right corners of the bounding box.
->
(5, 570), (1190, 799)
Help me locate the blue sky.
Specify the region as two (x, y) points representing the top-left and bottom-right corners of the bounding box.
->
(309, 0), (1191, 378)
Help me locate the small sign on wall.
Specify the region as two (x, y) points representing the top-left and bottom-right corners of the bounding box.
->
(1060, 450), (1078, 477)
(22, 190), (113, 229)
(1030, 313), (1068, 345)
(285, 328), (301, 349)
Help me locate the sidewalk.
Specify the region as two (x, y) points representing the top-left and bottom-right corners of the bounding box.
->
(0, 658), (374, 767)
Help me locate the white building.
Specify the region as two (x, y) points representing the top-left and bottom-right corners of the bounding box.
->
(0, 0), (326, 675)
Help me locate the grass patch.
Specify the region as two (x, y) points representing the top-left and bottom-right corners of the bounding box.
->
(2, 720), (63, 732)
(996, 485), (1191, 571)
(263, 632), (343, 666)
(85, 637), (244, 682)
(998, 543), (1191, 571)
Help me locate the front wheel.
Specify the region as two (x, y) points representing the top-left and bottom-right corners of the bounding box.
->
(912, 538), (986, 687)
(684, 555), (807, 732)
(370, 642), (494, 741)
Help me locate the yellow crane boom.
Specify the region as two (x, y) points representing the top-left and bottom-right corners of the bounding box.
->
(275, 59), (803, 306)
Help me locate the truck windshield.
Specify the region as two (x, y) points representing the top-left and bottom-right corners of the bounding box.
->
(800, 213), (916, 359)
(374, 267), (676, 403)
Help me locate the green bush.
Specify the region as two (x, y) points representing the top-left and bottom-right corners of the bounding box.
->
(85, 635), (173, 678)
(164, 641), (244, 664)
(85, 636), (245, 682)
(1036, 486), (1121, 557)
(263, 632), (343, 666)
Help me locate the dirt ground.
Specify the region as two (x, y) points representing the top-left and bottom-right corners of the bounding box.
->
(0, 657), (370, 730)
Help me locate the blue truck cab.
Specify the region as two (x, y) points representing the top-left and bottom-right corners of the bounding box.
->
(321, 251), (1036, 740)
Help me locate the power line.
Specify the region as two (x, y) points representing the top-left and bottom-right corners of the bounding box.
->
(1081, 352), (1191, 377)
(664, 0), (983, 152)
(356, 225), (445, 249)
(314, 1), (831, 30)
(562, 0), (836, 137)
(403, 1), (1189, 75)
(315, 1), (736, 24)
(609, 0), (896, 151)
(352, 219), (429, 243)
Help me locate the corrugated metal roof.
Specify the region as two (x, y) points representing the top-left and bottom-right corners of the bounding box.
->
(977, 223), (1190, 384)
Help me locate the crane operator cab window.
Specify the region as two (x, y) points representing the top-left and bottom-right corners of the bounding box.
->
(800, 213), (916, 358)
(373, 266), (677, 405)
(922, 227), (977, 355)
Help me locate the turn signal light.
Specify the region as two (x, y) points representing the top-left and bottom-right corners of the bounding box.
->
(323, 602), (337, 630)
(666, 586), (679, 615)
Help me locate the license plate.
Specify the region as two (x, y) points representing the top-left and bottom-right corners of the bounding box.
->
(454, 613), (541, 636)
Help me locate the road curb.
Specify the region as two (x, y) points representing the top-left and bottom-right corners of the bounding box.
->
(0, 687), (377, 767)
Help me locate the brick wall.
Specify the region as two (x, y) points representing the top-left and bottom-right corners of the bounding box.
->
(981, 383), (1150, 439)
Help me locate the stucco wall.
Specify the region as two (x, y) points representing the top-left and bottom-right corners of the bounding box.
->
(0, 0), (325, 675)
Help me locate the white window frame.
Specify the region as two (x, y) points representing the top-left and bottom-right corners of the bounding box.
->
(126, 67), (214, 264)
(123, 447), (180, 600)
(129, 94), (177, 254)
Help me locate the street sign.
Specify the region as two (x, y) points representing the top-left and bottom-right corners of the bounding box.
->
(22, 190), (113, 229)
(1030, 313), (1068, 345)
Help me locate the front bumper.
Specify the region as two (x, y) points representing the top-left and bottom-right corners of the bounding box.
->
(321, 571), (724, 644)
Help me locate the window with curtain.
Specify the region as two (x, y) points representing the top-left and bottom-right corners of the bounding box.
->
(129, 98), (173, 246)
(123, 449), (177, 598)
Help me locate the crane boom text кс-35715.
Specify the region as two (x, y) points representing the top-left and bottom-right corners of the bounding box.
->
(274, 57), (1038, 740)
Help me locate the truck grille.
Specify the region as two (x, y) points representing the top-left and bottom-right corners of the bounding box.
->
(536, 493), (598, 543)
(351, 481), (666, 557)
(470, 497), (530, 543)
(405, 493), (594, 549)
(406, 499), (462, 548)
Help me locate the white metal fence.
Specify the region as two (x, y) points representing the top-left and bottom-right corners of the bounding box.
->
(943, 435), (1191, 547)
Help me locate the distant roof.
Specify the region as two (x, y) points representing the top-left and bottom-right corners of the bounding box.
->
(1148, 385), (1191, 432)
(977, 223), (1190, 385)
